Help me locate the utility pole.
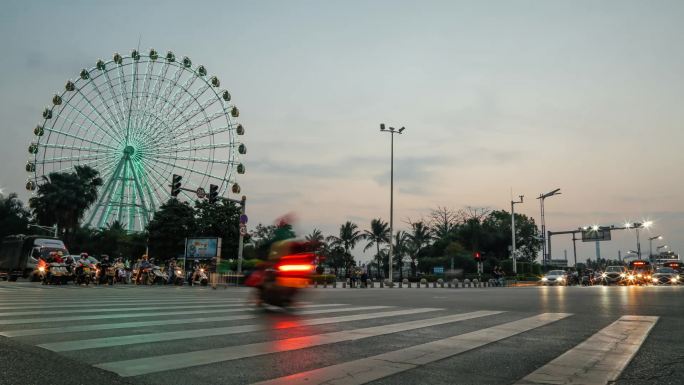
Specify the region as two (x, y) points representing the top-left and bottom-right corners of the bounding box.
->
(511, 194), (524, 275)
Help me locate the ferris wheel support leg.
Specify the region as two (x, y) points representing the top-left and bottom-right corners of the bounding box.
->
(86, 157), (125, 228)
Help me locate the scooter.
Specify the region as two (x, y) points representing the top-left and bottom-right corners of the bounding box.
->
(190, 268), (209, 286)
(249, 253), (315, 308)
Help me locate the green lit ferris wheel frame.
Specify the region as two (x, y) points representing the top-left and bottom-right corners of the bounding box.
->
(26, 49), (246, 232)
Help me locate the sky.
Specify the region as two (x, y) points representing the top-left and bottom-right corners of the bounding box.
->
(1, 0), (682, 263)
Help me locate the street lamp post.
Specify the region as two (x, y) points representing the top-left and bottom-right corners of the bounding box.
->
(624, 221), (652, 260)
(380, 123), (405, 284)
(648, 235), (663, 262)
(511, 194), (524, 275)
(537, 188), (561, 267)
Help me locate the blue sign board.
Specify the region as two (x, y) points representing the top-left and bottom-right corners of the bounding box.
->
(433, 266), (444, 274)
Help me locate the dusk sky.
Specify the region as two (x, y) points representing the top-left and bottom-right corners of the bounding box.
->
(1, 0), (682, 263)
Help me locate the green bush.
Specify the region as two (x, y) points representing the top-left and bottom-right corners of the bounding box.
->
(312, 274), (336, 284)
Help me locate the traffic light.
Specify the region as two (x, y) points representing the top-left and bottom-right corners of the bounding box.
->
(474, 251), (481, 261)
(209, 184), (219, 204)
(171, 174), (182, 197)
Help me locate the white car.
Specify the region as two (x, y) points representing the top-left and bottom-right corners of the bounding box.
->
(541, 270), (568, 286)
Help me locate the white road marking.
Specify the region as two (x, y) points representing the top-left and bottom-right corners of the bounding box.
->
(39, 307), (439, 351)
(0, 303), (345, 325)
(515, 315), (658, 385)
(251, 313), (572, 385)
(95, 310), (503, 377)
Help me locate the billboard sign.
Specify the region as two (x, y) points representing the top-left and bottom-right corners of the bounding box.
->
(185, 237), (221, 259)
(581, 228), (611, 242)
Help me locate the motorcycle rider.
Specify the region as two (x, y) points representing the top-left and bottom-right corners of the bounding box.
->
(167, 258), (178, 284)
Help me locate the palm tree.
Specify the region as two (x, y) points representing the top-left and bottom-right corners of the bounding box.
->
(392, 231), (409, 281)
(306, 228), (327, 270)
(29, 165), (102, 242)
(363, 218), (390, 279)
(327, 221), (363, 273)
(406, 221), (432, 277)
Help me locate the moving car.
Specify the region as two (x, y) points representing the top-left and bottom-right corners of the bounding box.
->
(651, 267), (680, 285)
(601, 266), (627, 285)
(541, 270), (568, 286)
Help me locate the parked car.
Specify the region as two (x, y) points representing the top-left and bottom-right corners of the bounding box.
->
(541, 270), (568, 286)
(601, 266), (627, 285)
(651, 267), (680, 285)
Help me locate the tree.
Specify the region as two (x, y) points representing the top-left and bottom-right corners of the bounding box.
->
(429, 206), (458, 241)
(0, 193), (30, 239)
(481, 210), (541, 262)
(29, 165), (102, 242)
(327, 221), (363, 273)
(147, 199), (196, 260)
(406, 220), (432, 276)
(392, 231), (409, 281)
(363, 219), (390, 279)
(306, 229), (327, 271)
(194, 199), (241, 259)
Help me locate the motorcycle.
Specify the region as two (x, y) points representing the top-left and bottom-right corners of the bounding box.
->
(150, 265), (168, 285)
(74, 263), (92, 285)
(190, 267), (209, 286)
(42, 262), (71, 285)
(171, 268), (184, 286)
(248, 253), (315, 308)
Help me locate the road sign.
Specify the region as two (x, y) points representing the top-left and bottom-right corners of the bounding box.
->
(433, 266), (444, 274)
(239, 214), (248, 224)
(239, 224), (247, 236)
(196, 187), (206, 199)
(582, 228), (611, 242)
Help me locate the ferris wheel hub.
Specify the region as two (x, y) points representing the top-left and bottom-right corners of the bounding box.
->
(123, 145), (135, 156)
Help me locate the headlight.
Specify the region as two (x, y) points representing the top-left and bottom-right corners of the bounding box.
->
(38, 266), (45, 272)
(558, 277), (565, 281)
(620, 273), (626, 278)
(653, 278), (659, 282)
(601, 273), (607, 278)
(200, 268), (205, 273)
(637, 274), (642, 278)
(541, 277), (548, 281)
(176, 270), (182, 275)
(671, 277), (678, 283)
(628, 275), (635, 280)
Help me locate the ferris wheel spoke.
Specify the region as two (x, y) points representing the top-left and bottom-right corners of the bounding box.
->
(54, 95), (125, 146)
(144, 67), (188, 140)
(153, 154), (237, 166)
(139, 62), (172, 132)
(165, 96), (223, 138)
(83, 74), (127, 139)
(162, 79), (209, 127)
(133, 60), (156, 137)
(151, 142), (234, 153)
(151, 157), (229, 183)
(40, 142), (112, 153)
(161, 72), (200, 121)
(41, 126), (119, 151)
(70, 80), (120, 135)
(40, 153), (107, 164)
(173, 125), (232, 144)
(101, 70), (129, 129)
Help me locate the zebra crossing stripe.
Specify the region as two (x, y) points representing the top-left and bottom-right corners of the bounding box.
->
(0, 302), (253, 316)
(1, 306), (401, 338)
(38, 307), (440, 352)
(251, 313), (572, 385)
(0, 303), (346, 325)
(514, 315), (658, 385)
(0, 299), (245, 311)
(95, 310), (503, 377)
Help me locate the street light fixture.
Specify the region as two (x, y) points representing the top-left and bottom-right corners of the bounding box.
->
(648, 235), (663, 262)
(380, 123), (405, 285)
(511, 194), (524, 274)
(656, 245), (668, 251)
(537, 188), (561, 267)
(624, 221), (652, 260)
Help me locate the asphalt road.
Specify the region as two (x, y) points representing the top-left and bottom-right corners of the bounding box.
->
(0, 281), (682, 385)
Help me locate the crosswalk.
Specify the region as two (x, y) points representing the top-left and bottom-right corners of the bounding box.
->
(0, 284), (659, 384)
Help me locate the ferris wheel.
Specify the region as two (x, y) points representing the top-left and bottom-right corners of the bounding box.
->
(26, 49), (246, 232)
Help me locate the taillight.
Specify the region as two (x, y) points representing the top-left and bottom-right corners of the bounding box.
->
(277, 264), (314, 272)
